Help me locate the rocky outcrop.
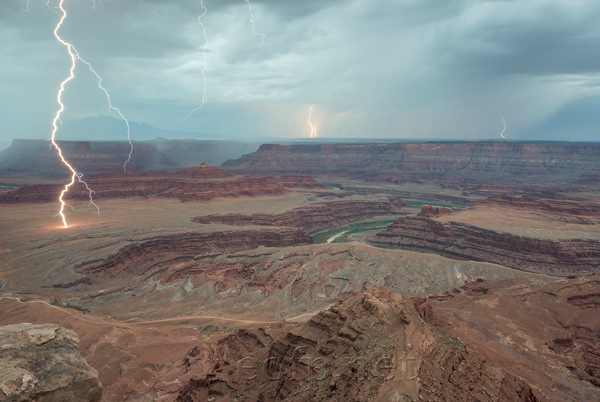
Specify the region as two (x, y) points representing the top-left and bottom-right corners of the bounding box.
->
(414, 274), (600, 401)
(472, 196), (600, 224)
(370, 217), (600, 275)
(417, 204), (453, 217)
(83, 228), (313, 279)
(0, 323), (102, 402)
(0, 164), (286, 204)
(177, 287), (538, 401)
(221, 142), (600, 178)
(193, 198), (407, 234)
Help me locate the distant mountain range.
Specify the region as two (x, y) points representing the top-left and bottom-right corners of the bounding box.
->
(55, 115), (214, 142)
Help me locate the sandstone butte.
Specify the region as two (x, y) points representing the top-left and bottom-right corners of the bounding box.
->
(0, 323), (102, 402)
(369, 215), (600, 276)
(0, 164), (325, 204)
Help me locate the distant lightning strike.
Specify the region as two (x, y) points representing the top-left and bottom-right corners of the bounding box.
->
(306, 105), (317, 138)
(181, 0), (209, 121)
(49, 0), (131, 228)
(500, 116), (507, 140)
(244, 0), (266, 43)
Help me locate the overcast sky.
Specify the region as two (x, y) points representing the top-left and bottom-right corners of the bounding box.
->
(1, 0), (600, 148)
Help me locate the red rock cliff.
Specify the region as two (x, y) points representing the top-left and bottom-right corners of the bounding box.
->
(370, 216), (600, 275)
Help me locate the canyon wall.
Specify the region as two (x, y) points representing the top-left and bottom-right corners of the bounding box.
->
(0, 164), (288, 203)
(193, 198), (407, 234)
(370, 217), (600, 275)
(221, 142), (600, 178)
(83, 228), (313, 279)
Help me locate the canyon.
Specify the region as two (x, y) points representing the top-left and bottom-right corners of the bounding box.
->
(1, 140), (599, 401)
(0, 164), (326, 204)
(192, 198), (407, 234)
(369, 216), (600, 275)
(176, 275), (599, 402)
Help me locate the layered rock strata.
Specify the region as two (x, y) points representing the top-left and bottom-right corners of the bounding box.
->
(417, 204), (453, 217)
(221, 142), (600, 177)
(83, 228), (313, 279)
(473, 196), (600, 224)
(0, 164), (286, 203)
(193, 199), (407, 234)
(370, 217), (600, 275)
(0, 323), (102, 402)
(177, 287), (538, 401)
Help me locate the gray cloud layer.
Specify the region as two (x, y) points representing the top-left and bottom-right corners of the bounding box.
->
(1, 0), (599, 148)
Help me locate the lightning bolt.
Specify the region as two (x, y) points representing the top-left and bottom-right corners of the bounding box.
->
(244, 0), (266, 43)
(139, 0), (171, 19)
(181, 0), (209, 121)
(305, 105), (318, 138)
(16, 0), (31, 21)
(50, 0), (100, 228)
(75, 55), (133, 171)
(500, 115), (507, 140)
(50, 0), (132, 227)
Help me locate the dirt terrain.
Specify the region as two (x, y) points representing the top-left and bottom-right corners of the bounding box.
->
(1, 141), (599, 401)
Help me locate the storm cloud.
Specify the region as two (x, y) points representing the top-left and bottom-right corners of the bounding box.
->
(1, 0), (599, 148)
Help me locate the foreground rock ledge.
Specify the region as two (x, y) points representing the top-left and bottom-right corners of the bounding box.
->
(0, 323), (102, 402)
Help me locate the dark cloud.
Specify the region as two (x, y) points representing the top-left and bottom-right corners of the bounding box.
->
(1, 0), (599, 147)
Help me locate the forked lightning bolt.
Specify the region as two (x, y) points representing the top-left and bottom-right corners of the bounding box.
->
(50, 0), (131, 228)
(181, 0), (209, 120)
(306, 105), (317, 138)
(244, 0), (266, 43)
(51, 0), (98, 228)
(500, 116), (507, 140)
